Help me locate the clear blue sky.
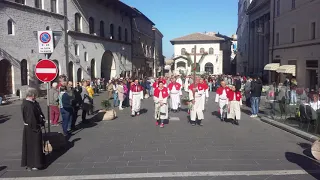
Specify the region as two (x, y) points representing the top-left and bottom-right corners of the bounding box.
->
(122, 0), (238, 60)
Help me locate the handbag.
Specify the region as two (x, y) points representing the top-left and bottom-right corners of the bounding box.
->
(43, 127), (52, 153)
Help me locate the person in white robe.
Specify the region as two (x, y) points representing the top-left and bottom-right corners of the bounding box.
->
(188, 77), (205, 126)
(154, 81), (169, 128)
(129, 79), (144, 117)
(168, 77), (182, 112)
(215, 81), (231, 121)
(200, 78), (209, 111)
(184, 76), (190, 91)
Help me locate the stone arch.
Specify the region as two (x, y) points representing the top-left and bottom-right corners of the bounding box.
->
(77, 68), (82, 82)
(68, 61), (74, 82)
(21, 59), (28, 85)
(101, 51), (115, 80)
(90, 59), (96, 79)
(205, 62), (214, 74)
(0, 59), (12, 94)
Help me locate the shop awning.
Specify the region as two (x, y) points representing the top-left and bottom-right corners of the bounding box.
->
(276, 65), (296, 76)
(264, 63), (280, 71)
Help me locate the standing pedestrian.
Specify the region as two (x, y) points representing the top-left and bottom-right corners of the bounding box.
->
(21, 88), (45, 171)
(188, 77), (205, 126)
(48, 82), (59, 126)
(58, 86), (73, 136)
(250, 77), (262, 118)
(129, 78), (144, 117)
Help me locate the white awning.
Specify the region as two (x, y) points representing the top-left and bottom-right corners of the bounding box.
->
(276, 65), (296, 76)
(264, 63), (280, 71)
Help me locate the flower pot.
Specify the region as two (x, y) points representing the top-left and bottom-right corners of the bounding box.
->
(97, 109), (117, 121)
(311, 140), (320, 160)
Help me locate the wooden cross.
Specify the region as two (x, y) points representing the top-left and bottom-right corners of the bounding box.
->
(193, 45), (197, 98)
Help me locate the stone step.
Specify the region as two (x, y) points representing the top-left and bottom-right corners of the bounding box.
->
(4, 94), (20, 102)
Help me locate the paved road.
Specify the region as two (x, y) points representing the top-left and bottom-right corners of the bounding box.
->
(0, 91), (320, 180)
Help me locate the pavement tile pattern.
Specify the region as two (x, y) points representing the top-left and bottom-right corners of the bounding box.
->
(0, 91), (319, 179)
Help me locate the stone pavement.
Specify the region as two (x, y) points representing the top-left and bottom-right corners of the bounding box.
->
(0, 91), (320, 179)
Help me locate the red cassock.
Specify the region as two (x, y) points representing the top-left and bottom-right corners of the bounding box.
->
(152, 82), (158, 89)
(154, 87), (169, 98)
(159, 78), (166, 84)
(216, 86), (231, 95)
(130, 83), (143, 92)
(168, 82), (181, 91)
(227, 91), (242, 101)
(202, 82), (209, 90)
(189, 83), (206, 91)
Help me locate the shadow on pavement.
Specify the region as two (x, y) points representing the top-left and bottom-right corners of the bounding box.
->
(285, 152), (320, 179)
(0, 114), (11, 124)
(0, 166), (7, 171)
(140, 108), (148, 114)
(297, 142), (316, 160)
(44, 138), (81, 169)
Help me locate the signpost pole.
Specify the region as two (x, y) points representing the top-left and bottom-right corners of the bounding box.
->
(45, 53), (51, 133)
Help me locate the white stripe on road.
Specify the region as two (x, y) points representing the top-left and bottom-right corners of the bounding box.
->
(35, 68), (57, 74)
(0, 170), (315, 180)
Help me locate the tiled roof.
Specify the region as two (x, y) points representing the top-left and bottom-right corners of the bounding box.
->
(170, 32), (226, 44)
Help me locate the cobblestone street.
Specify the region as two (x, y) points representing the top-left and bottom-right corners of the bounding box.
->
(0, 91), (319, 179)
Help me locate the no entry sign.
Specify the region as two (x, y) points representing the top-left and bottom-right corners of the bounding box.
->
(35, 59), (58, 82)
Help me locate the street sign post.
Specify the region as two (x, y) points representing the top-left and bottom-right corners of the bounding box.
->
(38, 31), (54, 54)
(35, 59), (58, 132)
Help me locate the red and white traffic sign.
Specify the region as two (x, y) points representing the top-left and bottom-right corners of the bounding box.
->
(35, 59), (58, 82)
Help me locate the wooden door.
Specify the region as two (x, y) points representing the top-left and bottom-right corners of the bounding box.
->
(0, 60), (12, 95)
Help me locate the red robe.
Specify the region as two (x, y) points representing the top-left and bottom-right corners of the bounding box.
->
(216, 86), (231, 95)
(227, 91), (242, 101)
(168, 82), (182, 91)
(154, 87), (169, 98)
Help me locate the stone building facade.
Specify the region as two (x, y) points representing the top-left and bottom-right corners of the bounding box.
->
(269, 0), (320, 89)
(152, 27), (164, 77)
(247, 0), (270, 81)
(236, 0), (252, 75)
(0, 0), (161, 96)
(170, 32), (231, 76)
(131, 8), (155, 78)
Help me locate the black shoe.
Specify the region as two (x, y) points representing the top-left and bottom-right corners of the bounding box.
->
(192, 123), (196, 126)
(234, 120), (239, 125)
(198, 120), (203, 126)
(131, 115), (135, 117)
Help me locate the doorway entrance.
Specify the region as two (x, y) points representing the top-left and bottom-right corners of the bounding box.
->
(0, 59), (12, 95)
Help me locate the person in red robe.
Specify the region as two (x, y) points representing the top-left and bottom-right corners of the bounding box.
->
(227, 85), (242, 125)
(129, 78), (144, 117)
(168, 77), (182, 112)
(215, 81), (231, 121)
(153, 81), (169, 128)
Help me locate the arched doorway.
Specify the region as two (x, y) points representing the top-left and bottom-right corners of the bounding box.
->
(0, 59), (12, 94)
(101, 51), (115, 80)
(90, 59), (95, 79)
(52, 60), (60, 82)
(68, 62), (74, 82)
(205, 62), (214, 74)
(77, 68), (82, 82)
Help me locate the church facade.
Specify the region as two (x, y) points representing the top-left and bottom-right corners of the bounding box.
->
(170, 32), (232, 75)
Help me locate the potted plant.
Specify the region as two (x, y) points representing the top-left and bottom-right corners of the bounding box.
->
(97, 100), (117, 121)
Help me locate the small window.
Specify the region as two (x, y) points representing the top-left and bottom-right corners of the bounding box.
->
(89, 17), (95, 34)
(100, 21), (105, 37)
(276, 0), (280, 17)
(75, 44), (79, 56)
(84, 52), (88, 61)
(51, 0), (57, 13)
(276, 33), (280, 45)
(110, 24), (114, 39)
(181, 48), (186, 55)
(191, 48), (195, 54)
(292, 0), (296, 9)
(311, 22), (316, 40)
(35, 0), (43, 9)
(15, 0), (25, 4)
(209, 48), (214, 54)
(118, 26), (122, 40)
(125, 28), (128, 42)
(291, 28), (295, 43)
(200, 48), (205, 54)
(21, 59), (28, 85)
(75, 13), (82, 32)
(46, 26), (50, 30)
(7, 20), (14, 35)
